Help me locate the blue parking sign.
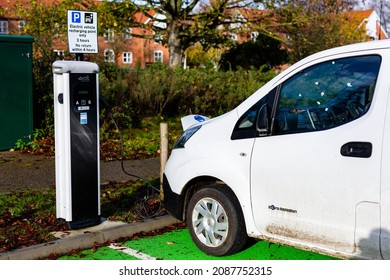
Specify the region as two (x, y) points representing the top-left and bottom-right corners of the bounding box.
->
(72, 12), (81, 23)
(67, 10), (98, 54)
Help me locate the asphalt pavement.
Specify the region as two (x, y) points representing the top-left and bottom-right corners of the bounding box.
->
(0, 151), (161, 193)
(0, 150), (180, 260)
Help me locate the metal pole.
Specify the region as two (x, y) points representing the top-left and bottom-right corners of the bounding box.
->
(76, 53), (84, 61)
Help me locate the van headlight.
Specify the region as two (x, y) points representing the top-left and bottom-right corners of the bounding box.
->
(173, 125), (202, 149)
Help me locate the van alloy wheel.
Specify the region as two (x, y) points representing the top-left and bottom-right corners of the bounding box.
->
(186, 184), (248, 256)
(191, 197), (228, 247)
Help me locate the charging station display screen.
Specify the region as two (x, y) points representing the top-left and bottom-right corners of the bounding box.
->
(72, 83), (94, 113)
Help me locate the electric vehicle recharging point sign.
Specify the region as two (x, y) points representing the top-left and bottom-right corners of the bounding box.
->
(67, 10), (98, 54)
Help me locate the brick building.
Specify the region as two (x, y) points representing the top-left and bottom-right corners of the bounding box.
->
(0, 0), (169, 68)
(345, 9), (388, 40)
(1, 0), (387, 68)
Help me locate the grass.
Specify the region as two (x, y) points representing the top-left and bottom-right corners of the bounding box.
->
(0, 116), (184, 253)
(100, 116), (183, 161)
(0, 187), (65, 253)
(0, 179), (163, 253)
(21, 116), (183, 161)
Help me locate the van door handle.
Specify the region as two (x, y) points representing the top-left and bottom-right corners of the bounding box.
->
(340, 142), (372, 158)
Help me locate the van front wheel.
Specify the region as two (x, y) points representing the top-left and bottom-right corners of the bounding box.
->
(186, 185), (247, 256)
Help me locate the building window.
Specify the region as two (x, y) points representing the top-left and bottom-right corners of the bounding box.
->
(154, 51), (163, 63)
(104, 29), (115, 42)
(251, 32), (259, 42)
(0, 21), (9, 34)
(122, 52), (133, 64)
(154, 33), (163, 44)
(53, 50), (65, 57)
(104, 49), (115, 63)
(122, 28), (132, 40)
(18, 21), (26, 33)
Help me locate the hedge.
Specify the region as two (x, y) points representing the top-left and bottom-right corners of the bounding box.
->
(99, 63), (276, 129)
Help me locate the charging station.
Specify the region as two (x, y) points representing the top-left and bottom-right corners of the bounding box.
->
(53, 60), (100, 229)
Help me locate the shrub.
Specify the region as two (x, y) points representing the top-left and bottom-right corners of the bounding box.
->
(220, 34), (288, 71)
(106, 64), (277, 122)
(33, 60), (276, 134)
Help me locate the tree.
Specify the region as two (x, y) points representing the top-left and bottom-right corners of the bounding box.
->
(259, 0), (367, 62)
(219, 32), (288, 70)
(74, 0), (277, 68)
(126, 0), (252, 68)
(0, 6), (5, 17)
(368, 0), (389, 35)
(10, 0), (95, 130)
(185, 42), (223, 68)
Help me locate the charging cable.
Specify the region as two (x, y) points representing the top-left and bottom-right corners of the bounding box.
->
(99, 96), (165, 219)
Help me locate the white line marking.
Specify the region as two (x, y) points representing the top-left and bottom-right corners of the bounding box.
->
(108, 243), (157, 260)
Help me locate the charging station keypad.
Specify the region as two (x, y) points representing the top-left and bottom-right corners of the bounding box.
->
(75, 99), (92, 111)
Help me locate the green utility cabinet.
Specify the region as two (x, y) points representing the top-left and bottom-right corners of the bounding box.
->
(0, 35), (34, 150)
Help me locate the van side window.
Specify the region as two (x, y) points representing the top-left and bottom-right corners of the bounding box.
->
(231, 88), (276, 140)
(273, 55), (381, 135)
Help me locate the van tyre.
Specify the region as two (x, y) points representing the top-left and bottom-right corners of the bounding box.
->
(186, 184), (248, 256)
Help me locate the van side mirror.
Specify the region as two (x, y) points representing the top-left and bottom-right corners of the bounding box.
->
(257, 103), (268, 136)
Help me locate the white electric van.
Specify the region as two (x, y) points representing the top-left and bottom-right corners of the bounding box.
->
(162, 40), (390, 259)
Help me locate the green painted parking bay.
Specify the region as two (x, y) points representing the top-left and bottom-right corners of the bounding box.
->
(59, 229), (339, 260)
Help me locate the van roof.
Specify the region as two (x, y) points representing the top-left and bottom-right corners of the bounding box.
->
(294, 40), (390, 69)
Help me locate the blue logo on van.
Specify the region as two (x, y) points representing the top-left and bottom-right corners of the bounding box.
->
(194, 115), (205, 122)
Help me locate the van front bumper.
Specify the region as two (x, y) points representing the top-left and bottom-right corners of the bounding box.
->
(162, 174), (185, 221)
